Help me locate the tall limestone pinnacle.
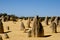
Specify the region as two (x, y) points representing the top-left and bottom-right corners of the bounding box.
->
(31, 15), (44, 37)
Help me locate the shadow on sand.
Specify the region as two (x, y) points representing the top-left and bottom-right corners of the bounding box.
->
(39, 35), (52, 38)
(43, 35), (52, 37)
(55, 32), (60, 33)
(4, 31), (11, 33)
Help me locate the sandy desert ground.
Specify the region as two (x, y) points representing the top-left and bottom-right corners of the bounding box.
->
(0, 19), (60, 40)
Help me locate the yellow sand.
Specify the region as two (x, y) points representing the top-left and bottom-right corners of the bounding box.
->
(0, 19), (60, 40)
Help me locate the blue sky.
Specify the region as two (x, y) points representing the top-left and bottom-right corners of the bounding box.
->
(0, 0), (60, 17)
